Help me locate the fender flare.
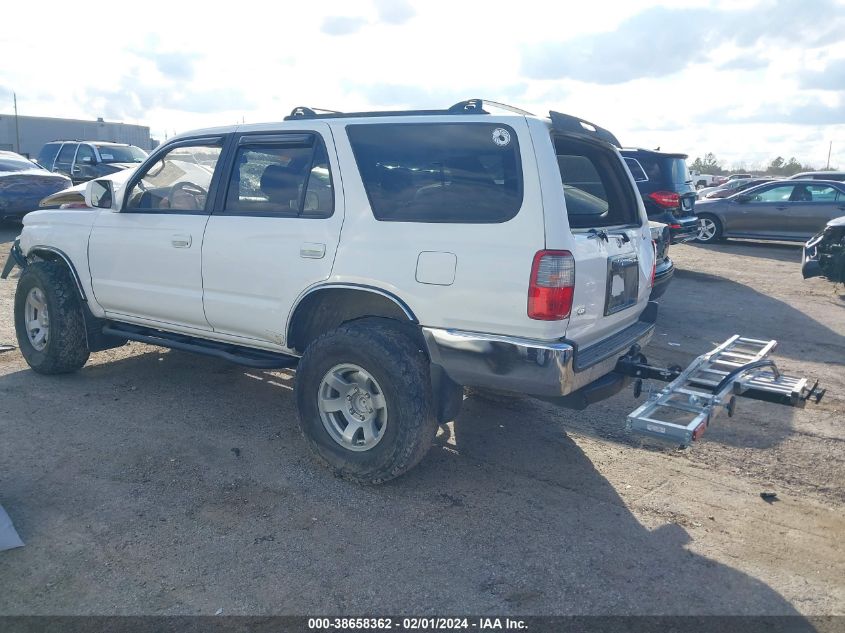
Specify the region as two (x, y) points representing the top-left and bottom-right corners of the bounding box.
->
(27, 245), (88, 302)
(286, 283), (418, 347)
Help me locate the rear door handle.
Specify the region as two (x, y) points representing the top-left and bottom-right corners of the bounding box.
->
(171, 234), (192, 248)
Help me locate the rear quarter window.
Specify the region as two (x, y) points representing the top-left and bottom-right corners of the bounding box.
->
(556, 137), (639, 229)
(623, 157), (648, 182)
(347, 122), (523, 223)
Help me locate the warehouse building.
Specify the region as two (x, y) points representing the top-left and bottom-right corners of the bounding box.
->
(0, 114), (156, 158)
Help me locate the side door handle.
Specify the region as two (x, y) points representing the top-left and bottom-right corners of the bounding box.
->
(171, 234), (192, 248)
(300, 242), (326, 259)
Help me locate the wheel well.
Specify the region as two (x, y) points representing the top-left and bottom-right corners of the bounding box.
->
(28, 247), (86, 301)
(287, 287), (417, 353)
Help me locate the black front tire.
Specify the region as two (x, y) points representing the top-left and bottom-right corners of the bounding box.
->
(695, 213), (723, 243)
(294, 320), (437, 484)
(14, 261), (90, 374)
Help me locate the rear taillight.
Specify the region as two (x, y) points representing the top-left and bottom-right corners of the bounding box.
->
(650, 242), (657, 288)
(528, 250), (575, 320)
(648, 191), (681, 208)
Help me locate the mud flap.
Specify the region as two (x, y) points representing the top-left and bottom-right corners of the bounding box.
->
(1, 240), (25, 279)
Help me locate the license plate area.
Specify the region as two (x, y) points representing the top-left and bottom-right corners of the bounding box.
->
(605, 254), (639, 316)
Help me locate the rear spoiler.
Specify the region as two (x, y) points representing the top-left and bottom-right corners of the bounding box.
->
(549, 111), (621, 148)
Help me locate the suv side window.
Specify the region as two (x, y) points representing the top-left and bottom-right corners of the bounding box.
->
(75, 144), (96, 165)
(347, 122), (523, 223)
(224, 134), (334, 218)
(54, 143), (77, 171)
(37, 143), (62, 170)
(125, 142), (222, 212)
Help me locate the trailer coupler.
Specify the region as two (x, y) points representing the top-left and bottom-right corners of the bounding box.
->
(614, 336), (825, 446)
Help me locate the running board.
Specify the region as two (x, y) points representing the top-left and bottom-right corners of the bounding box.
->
(102, 324), (299, 370)
(618, 335), (825, 446)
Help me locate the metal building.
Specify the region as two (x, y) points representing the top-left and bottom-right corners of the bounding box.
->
(0, 114), (156, 158)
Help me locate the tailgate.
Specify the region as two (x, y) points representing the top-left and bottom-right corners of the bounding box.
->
(550, 122), (653, 348)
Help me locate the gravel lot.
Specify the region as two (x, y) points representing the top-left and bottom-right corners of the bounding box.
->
(0, 223), (842, 617)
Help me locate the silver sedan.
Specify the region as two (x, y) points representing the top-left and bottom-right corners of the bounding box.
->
(695, 179), (845, 243)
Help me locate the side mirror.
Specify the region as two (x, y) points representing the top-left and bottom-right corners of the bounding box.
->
(734, 194), (750, 203)
(84, 179), (114, 209)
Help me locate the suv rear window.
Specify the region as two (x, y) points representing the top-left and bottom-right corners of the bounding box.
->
(636, 155), (691, 186)
(347, 123), (523, 223)
(37, 143), (61, 170)
(556, 137), (639, 229)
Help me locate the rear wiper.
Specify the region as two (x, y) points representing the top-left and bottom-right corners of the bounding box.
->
(588, 229), (609, 242)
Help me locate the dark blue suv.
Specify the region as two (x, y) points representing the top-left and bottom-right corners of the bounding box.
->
(621, 149), (698, 243)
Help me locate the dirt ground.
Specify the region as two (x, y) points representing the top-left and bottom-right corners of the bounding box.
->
(0, 222), (842, 617)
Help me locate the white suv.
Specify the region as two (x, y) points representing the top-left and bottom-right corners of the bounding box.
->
(4, 100), (656, 483)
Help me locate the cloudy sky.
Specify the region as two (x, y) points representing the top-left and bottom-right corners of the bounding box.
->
(1, 0), (844, 169)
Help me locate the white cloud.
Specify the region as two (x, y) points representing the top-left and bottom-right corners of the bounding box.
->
(1, 0), (844, 167)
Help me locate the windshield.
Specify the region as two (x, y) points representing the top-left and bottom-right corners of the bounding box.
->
(95, 145), (147, 164)
(0, 156), (38, 172)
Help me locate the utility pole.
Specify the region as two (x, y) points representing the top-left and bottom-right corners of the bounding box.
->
(13, 92), (21, 154)
(826, 141), (832, 170)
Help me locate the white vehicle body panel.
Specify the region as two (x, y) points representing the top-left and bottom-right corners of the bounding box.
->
(89, 211), (212, 330)
(322, 114), (557, 341)
(201, 123), (344, 345)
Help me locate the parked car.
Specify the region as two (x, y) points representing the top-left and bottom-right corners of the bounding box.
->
(690, 171), (721, 189)
(3, 101), (658, 483)
(649, 221), (674, 300)
(37, 141), (147, 185)
(726, 173), (752, 181)
(621, 148), (698, 243)
(0, 150), (72, 221)
(701, 177), (775, 199)
(695, 179), (845, 243)
(803, 216), (845, 283)
(789, 171), (845, 182)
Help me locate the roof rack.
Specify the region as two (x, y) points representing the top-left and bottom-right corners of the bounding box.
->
(284, 98), (533, 121)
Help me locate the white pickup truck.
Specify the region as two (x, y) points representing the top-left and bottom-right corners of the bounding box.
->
(3, 100), (666, 482)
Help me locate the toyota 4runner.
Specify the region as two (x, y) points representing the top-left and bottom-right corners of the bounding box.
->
(4, 100), (659, 483)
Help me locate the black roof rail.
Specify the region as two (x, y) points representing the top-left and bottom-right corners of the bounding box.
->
(549, 111), (621, 148)
(284, 99), (532, 121)
(448, 98), (534, 116)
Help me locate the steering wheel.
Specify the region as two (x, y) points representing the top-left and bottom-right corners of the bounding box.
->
(169, 181), (208, 210)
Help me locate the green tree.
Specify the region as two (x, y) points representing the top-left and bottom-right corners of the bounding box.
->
(782, 157), (804, 176)
(690, 152), (724, 174)
(767, 156), (786, 175)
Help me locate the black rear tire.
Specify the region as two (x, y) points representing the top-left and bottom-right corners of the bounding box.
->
(14, 261), (90, 374)
(294, 319), (437, 484)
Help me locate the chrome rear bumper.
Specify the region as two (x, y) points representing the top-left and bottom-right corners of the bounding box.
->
(422, 302), (658, 398)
